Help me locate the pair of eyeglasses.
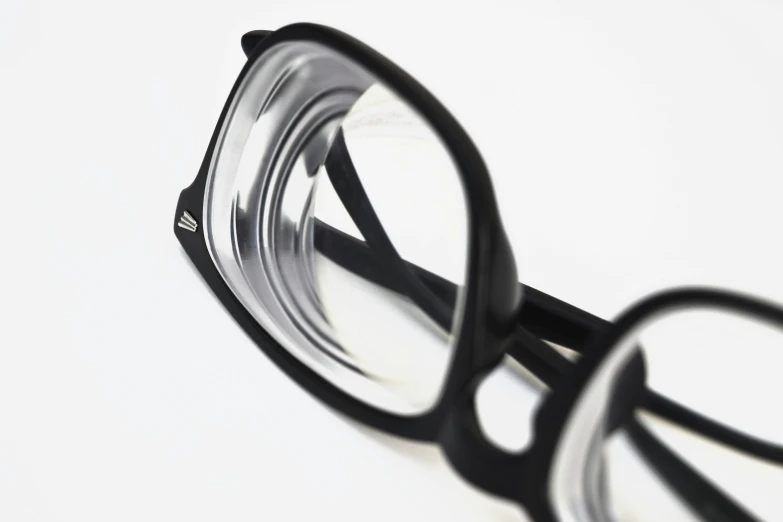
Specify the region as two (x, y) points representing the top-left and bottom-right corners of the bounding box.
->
(174, 23), (782, 521)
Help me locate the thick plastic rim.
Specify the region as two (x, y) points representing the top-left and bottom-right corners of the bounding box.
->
(174, 22), (520, 441)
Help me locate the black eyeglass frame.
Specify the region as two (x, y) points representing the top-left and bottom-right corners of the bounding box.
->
(174, 22), (522, 441)
(174, 23), (780, 522)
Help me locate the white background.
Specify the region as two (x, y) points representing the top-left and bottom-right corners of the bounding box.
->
(2, 1), (783, 521)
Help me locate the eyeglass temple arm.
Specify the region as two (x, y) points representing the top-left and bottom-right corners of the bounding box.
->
(321, 129), (777, 519)
(316, 223), (761, 521)
(319, 129), (783, 460)
(626, 420), (760, 521)
(317, 225), (761, 521)
(519, 285), (783, 463)
(315, 216), (783, 457)
(322, 128), (456, 330)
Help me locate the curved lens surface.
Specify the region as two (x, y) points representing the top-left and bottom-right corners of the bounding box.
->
(203, 41), (469, 415)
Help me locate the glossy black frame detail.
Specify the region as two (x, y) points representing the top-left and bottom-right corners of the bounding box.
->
(175, 24), (776, 521)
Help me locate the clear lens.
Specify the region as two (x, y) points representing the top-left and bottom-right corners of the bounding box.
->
(604, 308), (783, 521)
(642, 309), (783, 443)
(203, 40), (469, 415)
(605, 414), (782, 522)
(603, 429), (703, 521)
(312, 83), (469, 410)
(549, 305), (783, 522)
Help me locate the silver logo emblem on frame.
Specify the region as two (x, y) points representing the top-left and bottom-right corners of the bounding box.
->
(178, 211), (198, 233)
